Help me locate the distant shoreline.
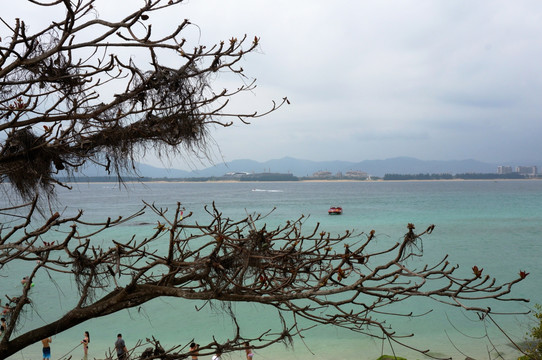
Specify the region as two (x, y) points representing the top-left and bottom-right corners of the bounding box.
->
(63, 178), (542, 185)
(49, 170), (540, 184)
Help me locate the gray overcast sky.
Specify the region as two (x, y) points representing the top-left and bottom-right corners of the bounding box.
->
(7, 1), (542, 169)
(187, 0), (542, 168)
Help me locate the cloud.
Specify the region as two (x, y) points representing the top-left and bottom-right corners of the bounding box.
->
(4, 0), (542, 167)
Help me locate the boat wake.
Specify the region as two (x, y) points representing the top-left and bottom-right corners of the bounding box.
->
(251, 189), (283, 193)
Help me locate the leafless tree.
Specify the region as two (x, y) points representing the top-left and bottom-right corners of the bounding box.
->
(0, 1), (530, 359)
(0, 199), (530, 359)
(0, 0), (287, 200)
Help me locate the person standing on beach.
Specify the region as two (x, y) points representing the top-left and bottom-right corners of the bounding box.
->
(41, 336), (52, 360)
(0, 318), (7, 337)
(81, 331), (90, 360)
(244, 342), (254, 360)
(190, 342), (199, 360)
(2, 303), (12, 317)
(115, 333), (128, 360)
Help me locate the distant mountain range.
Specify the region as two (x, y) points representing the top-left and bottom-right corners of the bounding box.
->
(76, 156), (542, 178)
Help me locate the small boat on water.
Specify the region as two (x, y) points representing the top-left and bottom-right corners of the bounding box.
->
(328, 206), (342, 215)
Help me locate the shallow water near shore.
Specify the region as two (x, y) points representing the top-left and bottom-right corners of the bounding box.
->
(2, 180), (542, 360)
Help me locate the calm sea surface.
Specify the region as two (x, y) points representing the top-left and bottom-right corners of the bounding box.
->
(2, 180), (542, 360)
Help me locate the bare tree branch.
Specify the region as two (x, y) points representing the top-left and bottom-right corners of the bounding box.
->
(0, 2), (530, 359)
(0, 0), (288, 199)
(0, 201), (529, 359)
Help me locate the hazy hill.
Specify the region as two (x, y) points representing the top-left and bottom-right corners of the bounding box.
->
(192, 157), (355, 177)
(71, 156), (540, 178)
(189, 157), (501, 178)
(74, 162), (192, 178)
(353, 157), (499, 177)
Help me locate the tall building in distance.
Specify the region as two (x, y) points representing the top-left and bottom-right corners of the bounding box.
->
(516, 166), (538, 177)
(497, 166), (513, 174)
(498, 165), (537, 177)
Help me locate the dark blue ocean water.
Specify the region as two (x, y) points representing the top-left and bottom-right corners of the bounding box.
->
(2, 180), (541, 359)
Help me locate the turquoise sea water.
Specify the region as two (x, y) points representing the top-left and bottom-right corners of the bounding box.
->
(2, 180), (542, 360)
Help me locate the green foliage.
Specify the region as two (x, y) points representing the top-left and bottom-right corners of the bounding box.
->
(520, 304), (542, 360)
(383, 172), (526, 180)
